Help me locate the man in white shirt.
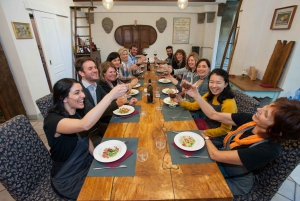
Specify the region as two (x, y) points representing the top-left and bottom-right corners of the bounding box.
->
(75, 57), (127, 145)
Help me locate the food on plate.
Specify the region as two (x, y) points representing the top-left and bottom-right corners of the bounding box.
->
(166, 89), (174, 94)
(102, 146), (119, 158)
(180, 136), (196, 147)
(168, 99), (176, 105)
(129, 90), (136, 95)
(118, 107), (130, 114)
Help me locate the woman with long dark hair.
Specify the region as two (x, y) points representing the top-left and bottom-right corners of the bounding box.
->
(44, 78), (127, 199)
(172, 68), (237, 146)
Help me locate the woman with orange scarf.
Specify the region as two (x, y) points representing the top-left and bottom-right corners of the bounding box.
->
(184, 83), (300, 196)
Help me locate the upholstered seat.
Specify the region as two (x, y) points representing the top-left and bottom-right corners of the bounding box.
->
(234, 140), (300, 201)
(36, 93), (53, 118)
(0, 115), (69, 201)
(233, 89), (260, 114)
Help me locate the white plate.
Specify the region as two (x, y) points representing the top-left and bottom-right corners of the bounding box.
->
(162, 88), (179, 95)
(174, 132), (205, 151)
(163, 97), (178, 106)
(132, 83), (141, 88)
(129, 89), (139, 96)
(113, 105), (135, 116)
(158, 78), (171, 83)
(93, 140), (127, 163)
(140, 65), (145, 68)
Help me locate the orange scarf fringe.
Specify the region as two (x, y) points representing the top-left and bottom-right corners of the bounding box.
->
(223, 121), (265, 149)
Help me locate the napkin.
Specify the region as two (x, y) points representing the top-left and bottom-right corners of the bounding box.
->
(121, 110), (139, 119)
(172, 142), (197, 156)
(194, 118), (209, 130)
(260, 83), (273, 88)
(104, 150), (133, 169)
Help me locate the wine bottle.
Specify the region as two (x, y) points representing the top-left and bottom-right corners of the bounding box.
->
(147, 79), (153, 103)
(147, 58), (150, 71)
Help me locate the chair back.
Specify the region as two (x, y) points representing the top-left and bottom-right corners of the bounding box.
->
(36, 93), (53, 118)
(233, 90), (260, 114)
(234, 140), (300, 200)
(0, 115), (52, 200)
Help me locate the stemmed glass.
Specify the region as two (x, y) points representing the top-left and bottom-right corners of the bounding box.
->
(181, 72), (193, 102)
(143, 50), (147, 60)
(168, 85), (177, 108)
(118, 63), (132, 98)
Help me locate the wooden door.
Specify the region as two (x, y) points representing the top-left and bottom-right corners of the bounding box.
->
(0, 42), (27, 122)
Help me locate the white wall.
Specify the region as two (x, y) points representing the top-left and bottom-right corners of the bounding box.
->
(0, 0), (75, 119)
(230, 0), (300, 98)
(88, 5), (220, 64)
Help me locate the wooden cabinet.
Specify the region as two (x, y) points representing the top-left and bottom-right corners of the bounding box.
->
(0, 42), (27, 122)
(115, 25), (157, 54)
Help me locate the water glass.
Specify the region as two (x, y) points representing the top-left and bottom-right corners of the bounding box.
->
(137, 147), (148, 162)
(155, 99), (162, 111)
(140, 109), (147, 116)
(155, 136), (166, 149)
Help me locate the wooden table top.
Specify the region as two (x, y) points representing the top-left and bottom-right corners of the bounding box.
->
(229, 76), (283, 92)
(77, 66), (233, 201)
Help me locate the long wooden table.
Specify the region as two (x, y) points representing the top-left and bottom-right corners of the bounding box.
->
(77, 65), (233, 201)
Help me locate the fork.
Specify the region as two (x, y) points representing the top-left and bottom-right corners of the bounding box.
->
(180, 155), (208, 159)
(171, 116), (189, 120)
(93, 165), (127, 170)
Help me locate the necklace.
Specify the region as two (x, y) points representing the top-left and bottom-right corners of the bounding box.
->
(199, 74), (208, 80)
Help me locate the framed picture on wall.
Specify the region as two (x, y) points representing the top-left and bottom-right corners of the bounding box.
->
(11, 22), (33, 39)
(270, 5), (298, 30)
(172, 18), (190, 44)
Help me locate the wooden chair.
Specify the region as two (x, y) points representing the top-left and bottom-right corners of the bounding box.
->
(233, 89), (260, 114)
(0, 115), (70, 200)
(36, 93), (53, 118)
(234, 140), (300, 201)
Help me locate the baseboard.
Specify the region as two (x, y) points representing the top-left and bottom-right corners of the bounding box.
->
(27, 113), (42, 120)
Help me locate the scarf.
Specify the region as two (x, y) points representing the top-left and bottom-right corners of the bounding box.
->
(223, 121), (265, 149)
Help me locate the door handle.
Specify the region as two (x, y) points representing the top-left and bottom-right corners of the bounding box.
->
(49, 60), (52, 65)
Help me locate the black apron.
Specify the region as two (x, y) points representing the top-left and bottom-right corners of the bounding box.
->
(51, 134), (93, 200)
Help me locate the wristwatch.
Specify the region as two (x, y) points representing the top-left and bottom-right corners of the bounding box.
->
(204, 136), (210, 140)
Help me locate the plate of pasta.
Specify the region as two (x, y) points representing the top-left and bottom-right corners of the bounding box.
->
(162, 88), (179, 95)
(174, 132), (204, 151)
(163, 97), (178, 106)
(93, 140), (127, 163)
(113, 105), (135, 116)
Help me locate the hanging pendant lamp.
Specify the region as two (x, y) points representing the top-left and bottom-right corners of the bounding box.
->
(178, 0), (188, 9)
(102, 0), (114, 10)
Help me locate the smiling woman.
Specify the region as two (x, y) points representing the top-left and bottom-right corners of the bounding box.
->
(185, 83), (300, 196)
(43, 78), (127, 199)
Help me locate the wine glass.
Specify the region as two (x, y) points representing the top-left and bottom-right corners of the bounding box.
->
(143, 50), (147, 61)
(181, 72), (193, 102)
(119, 64), (132, 98)
(153, 50), (157, 57)
(168, 85), (177, 108)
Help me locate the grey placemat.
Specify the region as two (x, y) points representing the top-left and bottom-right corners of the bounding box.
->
(138, 80), (144, 86)
(110, 105), (141, 123)
(130, 90), (142, 101)
(161, 105), (193, 121)
(166, 130), (214, 164)
(87, 137), (138, 177)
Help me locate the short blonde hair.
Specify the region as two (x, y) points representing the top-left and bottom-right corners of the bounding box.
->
(185, 52), (200, 69)
(118, 48), (128, 61)
(99, 61), (117, 81)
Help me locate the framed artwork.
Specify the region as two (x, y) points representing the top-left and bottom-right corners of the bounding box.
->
(172, 18), (190, 44)
(11, 22), (33, 39)
(270, 5), (298, 30)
